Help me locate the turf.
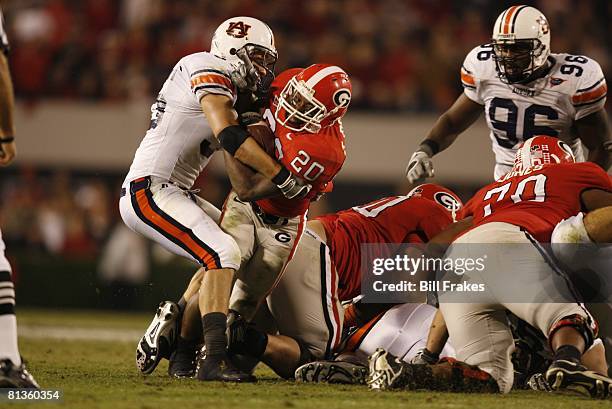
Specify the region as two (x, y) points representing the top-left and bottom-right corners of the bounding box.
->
(11, 309), (611, 409)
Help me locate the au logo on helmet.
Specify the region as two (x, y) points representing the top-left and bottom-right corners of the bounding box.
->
(226, 21), (251, 38)
(536, 16), (549, 34)
(333, 89), (351, 108)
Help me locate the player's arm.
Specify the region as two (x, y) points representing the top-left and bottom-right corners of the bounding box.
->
(581, 189), (612, 242)
(222, 151), (279, 201)
(412, 309), (449, 364)
(0, 51), (16, 166)
(584, 206), (612, 243)
(552, 188), (612, 244)
(575, 109), (612, 170)
(425, 216), (474, 258)
(406, 94), (482, 183)
(200, 94), (310, 199)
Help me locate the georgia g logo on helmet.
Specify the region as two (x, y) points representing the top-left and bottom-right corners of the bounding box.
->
(226, 21), (251, 38)
(333, 88), (351, 108)
(434, 192), (462, 212)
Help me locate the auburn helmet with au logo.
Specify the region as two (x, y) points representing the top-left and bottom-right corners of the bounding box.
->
(210, 16), (277, 94)
(275, 64), (352, 133)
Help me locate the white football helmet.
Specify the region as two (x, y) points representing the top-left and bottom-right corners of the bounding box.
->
(211, 16), (277, 93)
(492, 6), (551, 84)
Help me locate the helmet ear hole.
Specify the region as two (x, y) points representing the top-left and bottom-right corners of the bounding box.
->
(229, 48), (237, 55)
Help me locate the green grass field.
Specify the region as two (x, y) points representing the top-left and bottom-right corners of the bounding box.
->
(10, 309), (610, 409)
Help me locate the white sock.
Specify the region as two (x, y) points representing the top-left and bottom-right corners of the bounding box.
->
(0, 275), (21, 366)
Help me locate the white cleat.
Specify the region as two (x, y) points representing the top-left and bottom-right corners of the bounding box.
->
(136, 301), (180, 374)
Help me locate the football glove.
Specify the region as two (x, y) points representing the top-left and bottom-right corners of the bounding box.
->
(405, 150), (434, 183)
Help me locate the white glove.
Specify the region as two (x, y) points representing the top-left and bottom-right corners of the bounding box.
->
(277, 174), (312, 199)
(405, 151), (434, 183)
(551, 213), (592, 244)
(229, 60), (256, 92)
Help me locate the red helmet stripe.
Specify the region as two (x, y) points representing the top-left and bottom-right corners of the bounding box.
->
(503, 6), (520, 34)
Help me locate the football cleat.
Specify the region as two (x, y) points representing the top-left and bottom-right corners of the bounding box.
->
(527, 372), (553, 392)
(136, 301), (180, 375)
(168, 347), (198, 378)
(545, 359), (612, 398)
(0, 359), (40, 388)
(366, 349), (405, 390)
(295, 360), (368, 385)
(195, 346), (256, 383)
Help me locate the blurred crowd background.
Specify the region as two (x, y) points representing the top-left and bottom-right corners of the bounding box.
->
(5, 0), (612, 111)
(1, 0), (610, 308)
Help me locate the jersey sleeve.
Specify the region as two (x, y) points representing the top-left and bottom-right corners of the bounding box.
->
(461, 46), (488, 105)
(574, 162), (612, 192)
(571, 57), (607, 120)
(183, 54), (236, 102)
(459, 194), (478, 219)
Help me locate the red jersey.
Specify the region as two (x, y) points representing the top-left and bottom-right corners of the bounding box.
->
(256, 70), (346, 217)
(460, 162), (611, 242)
(318, 196), (454, 301)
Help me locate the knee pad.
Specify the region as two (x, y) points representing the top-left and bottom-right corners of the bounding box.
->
(548, 313), (597, 350)
(216, 233), (241, 269)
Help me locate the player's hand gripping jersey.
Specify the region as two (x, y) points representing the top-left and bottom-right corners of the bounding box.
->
(255, 67), (348, 217)
(125, 52), (236, 189)
(317, 185), (461, 301)
(460, 138), (611, 243)
(461, 45), (607, 178)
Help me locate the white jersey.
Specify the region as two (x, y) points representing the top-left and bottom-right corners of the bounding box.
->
(461, 45), (607, 179)
(125, 52), (237, 189)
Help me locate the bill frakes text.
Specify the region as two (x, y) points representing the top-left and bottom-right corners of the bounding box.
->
(372, 280), (485, 293)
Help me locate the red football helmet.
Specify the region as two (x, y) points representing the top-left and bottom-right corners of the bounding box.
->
(407, 183), (463, 216)
(512, 135), (575, 172)
(274, 64), (352, 133)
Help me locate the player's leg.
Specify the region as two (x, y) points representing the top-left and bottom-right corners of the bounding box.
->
(226, 194), (306, 322)
(367, 301), (503, 393)
(230, 231), (343, 378)
(0, 230), (38, 388)
(120, 179), (249, 381)
(501, 230), (612, 397)
(166, 191), (258, 379)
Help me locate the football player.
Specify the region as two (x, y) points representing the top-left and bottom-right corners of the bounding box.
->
(231, 184), (462, 379)
(369, 136), (612, 398)
(120, 17), (311, 382)
(406, 5), (611, 184)
(153, 64), (350, 379)
(223, 63), (351, 326)
(0, 7), (39, 388)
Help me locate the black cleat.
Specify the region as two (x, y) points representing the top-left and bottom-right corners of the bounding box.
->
(136, 301), (180, 375)
(195, 347), (256, 383)
(545, 359), (612, 399)
(295, 361), (368, 384)
(0, 359), (39, 388)
(168, 347), (198, 378)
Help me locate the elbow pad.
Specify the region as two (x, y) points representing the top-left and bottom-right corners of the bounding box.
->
(219, 125), (250, 155)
